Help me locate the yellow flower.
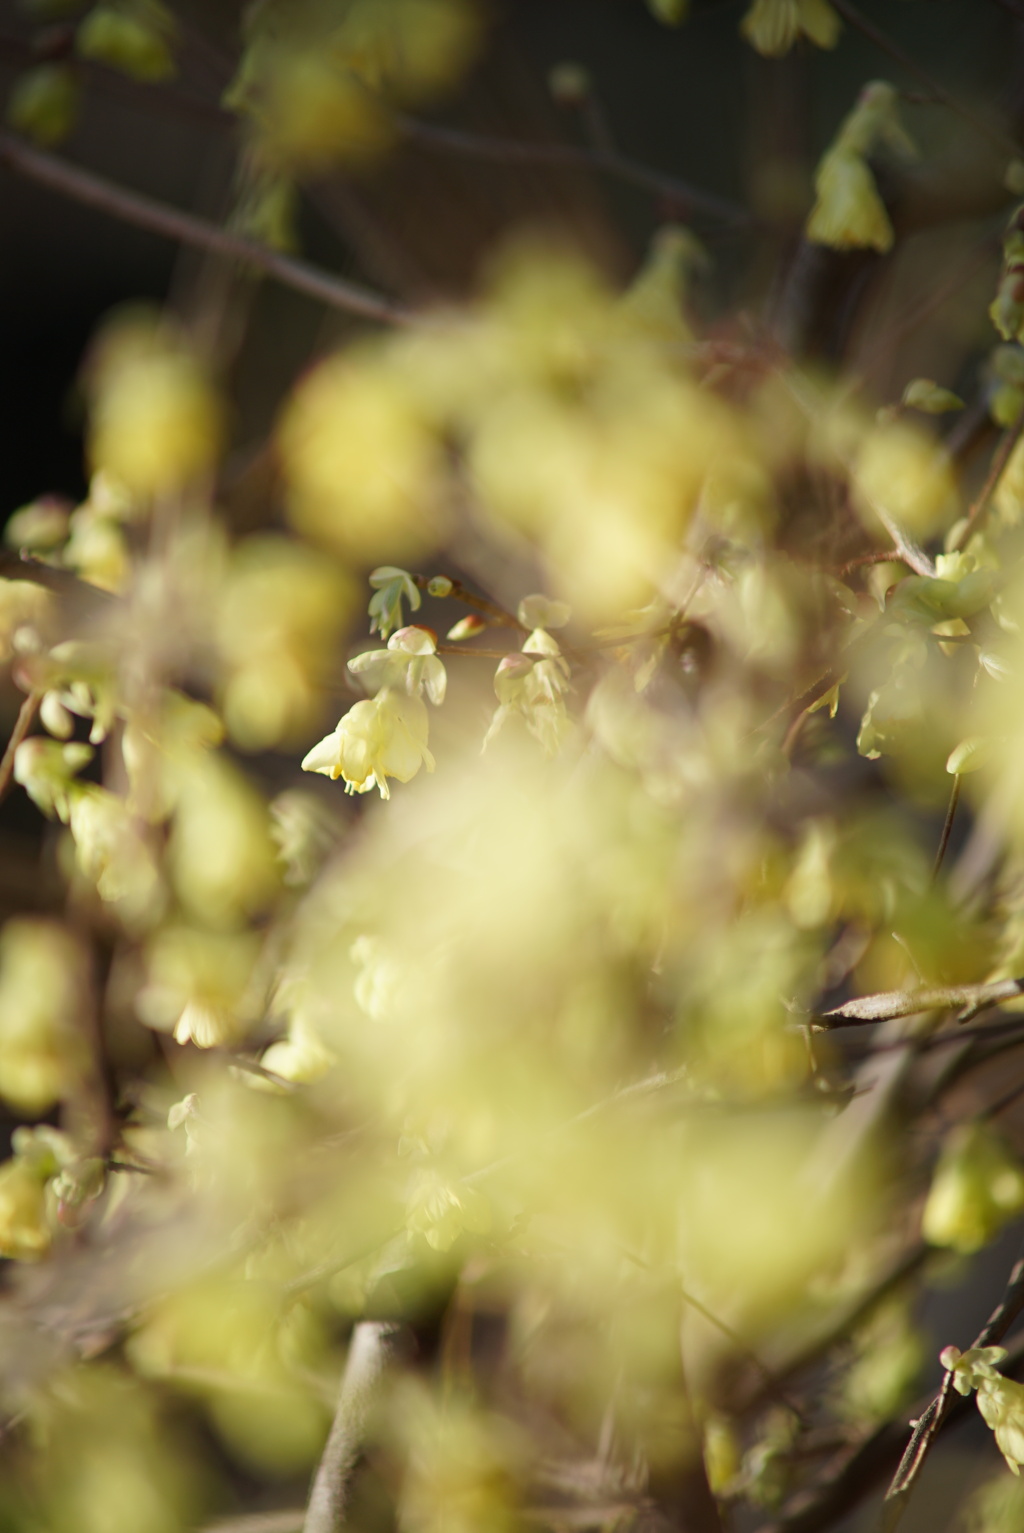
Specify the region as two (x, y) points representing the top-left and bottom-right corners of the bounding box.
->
(741, 0), (840, 57)
(0, 1158), (52, 1261)
(922, 1123), (1024, 1253)
(979, 1376), (1024, 1475)
(807, 147), (893, 252)
(302, 690), (435, 799)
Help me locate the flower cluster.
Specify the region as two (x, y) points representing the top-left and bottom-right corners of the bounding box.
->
(301, 625), (445, 798)
(942, 1346), (1024, 1475)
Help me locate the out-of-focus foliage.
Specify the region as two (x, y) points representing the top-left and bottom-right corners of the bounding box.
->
(4, 2), (1024, 1531)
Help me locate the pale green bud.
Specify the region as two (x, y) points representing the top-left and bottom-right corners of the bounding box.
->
(77, 2), (177, 82)
(7, 64), (79, 146)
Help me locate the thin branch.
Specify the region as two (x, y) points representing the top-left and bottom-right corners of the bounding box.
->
(202, 1514), (305, 1533)
(830, 0), (1019, 159)
(980, 1076), (1024, 1120)
(757, 1328), (1024, 1533)
(0, 131), (410, 327)
(413, 574), (523, 630)
(435, 644), (516, 659)
(397, 115), (753, 227)
(849, 237), (1000, 391)
(949, 407), (1024, 552)
(678, 1281), (809, 1424)
(0, 691), (40, 808)
(303, 1321), (399, 1533)
(813, 977), (1024, 1029)
(739, 1243), (930, 1415)
(832, 548), (904, 578)
(846, 1015), (1024, 1059)
(931, 773), (962, 885)
(881, 1245), (1024, 1529)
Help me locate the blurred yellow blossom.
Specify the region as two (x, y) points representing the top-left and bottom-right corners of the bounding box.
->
(741, 0), (840, 58)
(137, 925), (261, 1048)
(279, 348), (450, 559)
(216, 535), (353, 750)
(86, 311), (223, 497)
(0, 919), (89, 1115)
(923, 1123), (1024, 1253)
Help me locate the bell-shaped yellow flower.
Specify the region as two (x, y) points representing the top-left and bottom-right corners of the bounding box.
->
(302, 689), (435, 799)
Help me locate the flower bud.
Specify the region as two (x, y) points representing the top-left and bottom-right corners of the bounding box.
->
(7, 63), (79, 145)
(447, 614), (487, 641)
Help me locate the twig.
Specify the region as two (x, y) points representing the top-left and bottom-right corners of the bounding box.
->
(832, 548), (904, 578)
(757, 1328), (1024, 1533)
(949, 408), (1024, 552)
(679, 1281), (809, 1423)
(0, 690), (40, 808)
(397, 115), (752, 227)
(201, 1514), (305, 1533)
(0, 132), (409, 327)
(931, 773), (962, 885)
(813, 977), (1024, 1029)
(413, 574), (523, 630)
(435, 644), (516, 659)
(845, 1015), (1024, 1059)
(980, 1076), (1024, 1120)
(740, 1243), (930, 1415)
(849, 237), (1000, 391)
(881, 1244), (1024, 1529)
(830, 0), (1019, 159)
(303, 1321), (399, 1533)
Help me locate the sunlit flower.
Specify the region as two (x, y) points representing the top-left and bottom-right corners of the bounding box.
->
(302, 689), (435, 798)
(485, 628), (572, 756)
(348, 625), (447, 704)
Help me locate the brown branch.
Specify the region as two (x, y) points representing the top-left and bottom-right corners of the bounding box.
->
(830, 0), (1019, 158)
(413, 574), (523, 630)
(397, 115), (753, 227)
(813, 977), (1024, 1029)
(881, 1246), (1024, 1529)
(0, 690), (41, 808)
(850, 237), (1001, 390)
(931, 773), (962, 885)
(949, 407), (1024, 552)
(757, 1327), (1024, 1533)
(0, 132), (410, 327)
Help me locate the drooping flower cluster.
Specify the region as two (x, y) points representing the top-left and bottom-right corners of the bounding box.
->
(942, 1347), (1024, 1475)
(301, 624), (445, 797)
